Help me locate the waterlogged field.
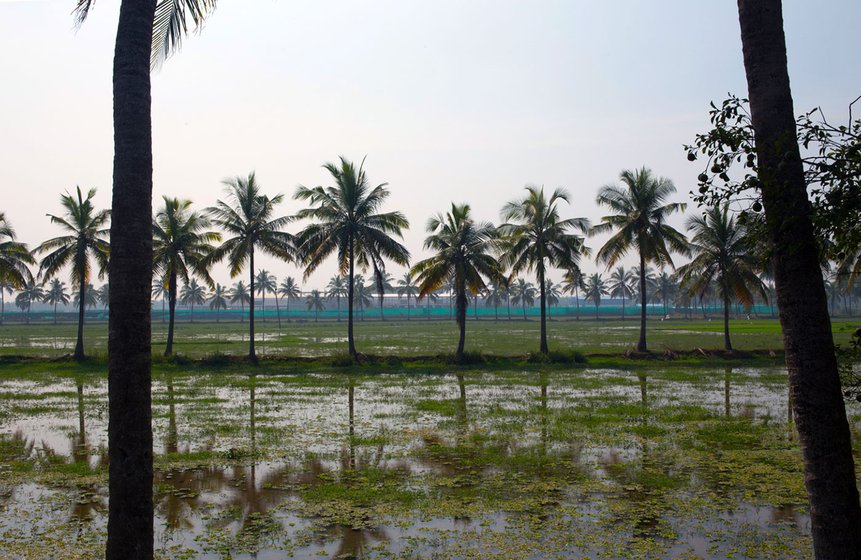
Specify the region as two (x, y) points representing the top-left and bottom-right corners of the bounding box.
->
(2, 365), (859, 559)
(1, 317), (858, 359)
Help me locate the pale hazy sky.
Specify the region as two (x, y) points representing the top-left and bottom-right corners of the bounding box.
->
(1, 1), (859, 291)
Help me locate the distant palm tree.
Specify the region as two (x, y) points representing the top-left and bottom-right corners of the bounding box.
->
(179, 279), (207, 323)
(499, 186), (590, 353)
(279, 277), (302, 323)
(484, 282), (507, 321)
(16, 280), (44, 324)
(510, 278), (536, 320)
(652, 270), (678, 317)
(373, 271), (395, 321)
(294, 157), (410, 356)
(153, 196), (219, 355)
(306, 289), (326, 322)
(0, 213), (35, 320)
(544, 280), (561, 319)
(255, 269), (277, 325)
(230, 281), (251, 324)
(355, 275), (375, 321)
(152, 280), (168, 323)
(419, 290), (439, 320)
(43, 278), (70, 325)
(410, 203), (502, 359)
(72, 282), (98, 310)
(396, 272), (419, 321)
(96, 283), (110, 309)
(209, 283), (229, 323)
(584, 273), (609, 320)
(677, 204), (766, 351)
(35, 187), (110, 361)
(561, 266), (585, 320)
(593, 168), (689, 351)
(608, 266), (635, 320)
(206, 172), (295, 361)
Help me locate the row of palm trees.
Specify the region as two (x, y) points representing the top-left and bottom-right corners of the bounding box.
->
(0, 164), (825, 360)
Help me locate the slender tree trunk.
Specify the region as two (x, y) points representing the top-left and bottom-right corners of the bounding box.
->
(539, 267), (548, 354)
(75, 273), (86, 361)
(723, 292), (733, 351)
(637, 253), (648, 352)
(53, 302), (58, 325)
(407, 294), (410, 320)
(274, 291), (281, 329)
(165, 271), (177, 356)
(248, 249), (256, 361)
(456, 280), (467, 360)
(575, 287), (580, 320)
(107, 2), (156, 558)
(347, 238), (356, 356)
(738, 2), (861, 557)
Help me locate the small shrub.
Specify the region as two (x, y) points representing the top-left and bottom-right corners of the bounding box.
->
(327, 353), (355, 367)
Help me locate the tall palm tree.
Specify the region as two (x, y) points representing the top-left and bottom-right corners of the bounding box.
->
(43, 278), (70, 325)
(410, 203), (502, 360)
(72, 282), (98, 310)
(306, 289), (325, 322)
(96, 283), (110, 309)
(255, 269), (277, 325)
(499, 186), (589, 353)
(396, 272), (418, 321)
(153, 196), (219, 355)
(0, 213), (35, 321)
(738, 1), (861, 552)
(608, 266), (635, 320)
(35, 187), (110, 362)
(294, 157), (410, 357)
(584, 273), (609, 320)
(15, 280), (44, 324)
(279, 277), (301, 323)
(73, 2), (218, 555)
(179, 279), (207, 323)
(544, 279), (561, 319)
(561, 266), (585, 320)
(510, 278), (536, 320)
(593, 168), (689, 352)
(652, 270), (679, 317)
(230, 281), (251, 323)
(677, 204), (766, 351)
(206, 172), (295, 361)
(208, 283), (229, 323)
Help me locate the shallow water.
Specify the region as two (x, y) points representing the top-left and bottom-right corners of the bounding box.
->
(0, 367), (842, 559)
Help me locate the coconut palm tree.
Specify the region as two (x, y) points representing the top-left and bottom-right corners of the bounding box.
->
(561, 266), (585, 320)
(484, 282), (507, 321)
(652, 270), (679, 317)
(152, 280), (168, 323)
(544, 280), (561, 319)
(255, 269), (277, 325)
(499, 186), (590, 353)
(0, 213), (35, 320)
(355, 276), (375, 321)
(153, 196), (220, 355)
(35, 187), (110, 362)
(410, 203), (502, 360)
(279, 277), (302, 323)
(230, 281), (251, 323)
(677, 204), (766, 351)
(96, 283), (110, 309)
(373, 271), (394, 321)
(584, 273), (609, 320)
(73, 2), (218, 554)
(208, 283), (229, 323)
(306, 289), (325, 322)
(15, 280), (44, 324)
(738, 2), (861, 552)
(510, 278), (536, 320)
(206, 173), (296, 361)
(179, 279), (207, 323)
(593, 168), (689, 351)
(396, 272), (418, 321)
(43, 279), (70, 325)
(608, 266), (635, 320)
(294, 157), (410, 356)
(72, 282), (98, 310)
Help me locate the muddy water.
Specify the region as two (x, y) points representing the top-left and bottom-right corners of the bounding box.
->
(0, 367), (835, 559)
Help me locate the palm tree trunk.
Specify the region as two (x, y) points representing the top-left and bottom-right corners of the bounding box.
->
(54, 302), (58, 325)
(538, 267), (548, 354)
(738, 1), (861, 555)
(723, 292), (732, 351)
(621, 294), (625, 320)
(637, 253), (648, 352)
(75, 273), (86, 361)
(456, 281), (467, 360)
(248, 249), (256, 361)
(347, 237), (356, 356)
(407, 294), (410, 320)
(274, 292), (281, 329)
(575, 286), (580, 320)
(165, 271), (177, 356)
(106, 2), (156, 558)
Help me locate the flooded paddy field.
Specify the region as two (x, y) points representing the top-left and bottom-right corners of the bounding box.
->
(2, 366), (855, 559)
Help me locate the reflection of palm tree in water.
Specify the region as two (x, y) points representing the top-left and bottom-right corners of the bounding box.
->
(165, 375), (179, 455)
(456, 373), (467, 448)
(539, 373), (548, 458)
